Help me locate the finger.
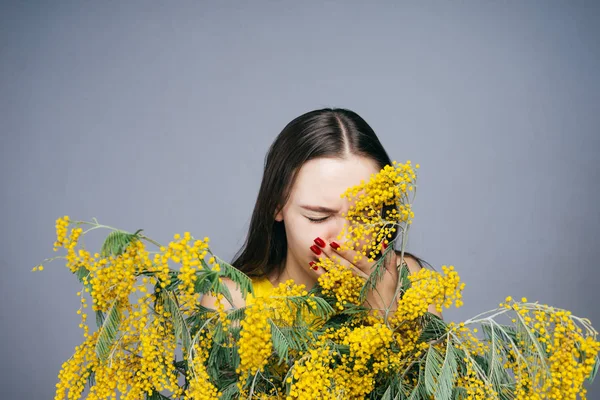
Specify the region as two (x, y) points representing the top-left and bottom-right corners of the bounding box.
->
(328, 239), (385, 271)
(334, 239), (399, 282)
(312, 237), (369, 280)
(308, 260), (327, 277)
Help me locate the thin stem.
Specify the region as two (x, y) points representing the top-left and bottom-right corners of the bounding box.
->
(74, 219), (164, 248)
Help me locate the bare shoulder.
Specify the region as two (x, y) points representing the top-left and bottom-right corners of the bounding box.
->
(198, 277), (246, 310)
(394, 251), (423, 274)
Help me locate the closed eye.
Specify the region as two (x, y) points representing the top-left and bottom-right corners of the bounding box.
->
(306, 216), (330, 223)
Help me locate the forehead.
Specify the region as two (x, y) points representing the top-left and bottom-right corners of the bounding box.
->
(289, 156), (380, 207)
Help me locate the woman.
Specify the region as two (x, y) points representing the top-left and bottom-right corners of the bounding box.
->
(202, 107), (441, 318)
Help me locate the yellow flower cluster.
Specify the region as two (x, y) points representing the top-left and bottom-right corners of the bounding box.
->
(392, 319), (429, 361)
(168, 232), (211, 314)
(447, 321), (489, 357)
(51, 220), (213, 398)
(213, 293), (231, 333)
(316, 256), (363, 311)
(392, 265), (464, 322)
(138, 301), (180, 394)
(88, 242), (144, 312)
(455, 363), (497, 399)
(238, 280), (316, 390)
(499, 298), (600, 399)
(286, 346), (334, 399)
(288, 323), (396, 399)
(237, 292), (272, 378)
(185, 337), (221, 400)
(338, 161), (418, 263)
(44, 151), (600, 400)
(54, 215), (73, 251)
(55, 332), (100, 400)
(55, 288), (184, 399)
(343, 323), (395, 379)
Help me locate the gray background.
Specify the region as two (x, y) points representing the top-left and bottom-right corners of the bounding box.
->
(2, 1), (599, 398)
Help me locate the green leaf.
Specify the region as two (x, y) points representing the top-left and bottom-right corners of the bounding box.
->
(162, 291), (191, 353)
(75, 265), (93, 293)
(398, 259), (411, 294)
(380, 380), (401, 400)
(359, 255), (388, 302)
(75, 265), (90, 282)
(95, 310), (105, 328)
(513, 311), (548, 381)
(480, 322), (513, 395)
(226, 306), (247, 322)
(188, 269), (213, 297)
(84, 366), (95, 388)
(215, 256), (254, 298)
(424, 345), (444, 396)
(452, 387), (467, 400)
(436, 342), (458, 400)
(95, 300), (122, 362)
(268, 319), (311, 364)
(173, 359), (188, 371)
(418, 313), (447, 343)
(220, 382), (240, 400)
(206, 278), (233, 308)
(423, 341), (458, 400)
(588, 355), (600, 383)
(408, 363), (428, 400)
(100, 229), (142, 258)
(212, 319), (227, 344)
(380, 385), (392, 400)
(276, 295), (335, 320)
(195, 268), (235, 306)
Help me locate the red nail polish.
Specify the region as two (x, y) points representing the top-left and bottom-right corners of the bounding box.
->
(312, 265), (319, 271)
(314, 237), (326, 248)
(330, 242), (340, 250)
(310, 245), (322, 255)
(382, 243), (388, 250)
(309, 261), (316, 268)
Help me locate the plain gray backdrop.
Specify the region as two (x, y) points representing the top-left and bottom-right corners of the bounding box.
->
(1, 1), (599, 398)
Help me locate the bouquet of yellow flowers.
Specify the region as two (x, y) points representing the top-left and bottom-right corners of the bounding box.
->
(36, 161), (599, 400)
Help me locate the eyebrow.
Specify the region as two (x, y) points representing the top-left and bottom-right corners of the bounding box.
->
(299, 205), (339, 213)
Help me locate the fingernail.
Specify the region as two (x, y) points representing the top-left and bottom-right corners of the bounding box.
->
(382, 242), (388, 250)
(309, 261), (318, 271)
(330, 242), (340, 250)
(314, 237), (326, 248)
(310, 245), (322, 255)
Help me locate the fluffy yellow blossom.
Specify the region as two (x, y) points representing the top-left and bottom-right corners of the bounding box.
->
(392, 265), (464, 323)
(184, 338), (221, 400)
(338, 162), (417, 263)
(43, 160), (600, 399)
(317, 256), (363, 311)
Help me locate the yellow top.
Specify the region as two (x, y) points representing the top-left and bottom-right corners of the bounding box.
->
(245, 276), (275, 306)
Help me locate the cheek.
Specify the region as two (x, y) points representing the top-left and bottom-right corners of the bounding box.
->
(293, 218), (321, 249)
(284, 215), (333, 255)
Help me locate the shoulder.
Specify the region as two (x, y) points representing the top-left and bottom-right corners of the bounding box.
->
(199, 277), (246, 310)
(394, 251), (423, 275)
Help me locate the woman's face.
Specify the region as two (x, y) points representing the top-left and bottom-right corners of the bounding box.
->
(275, 155), (381, 275)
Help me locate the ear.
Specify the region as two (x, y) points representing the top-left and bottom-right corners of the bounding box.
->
(274, 206), (283, 222)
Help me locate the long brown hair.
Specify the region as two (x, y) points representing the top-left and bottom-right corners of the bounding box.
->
(231, 108), (427, 277)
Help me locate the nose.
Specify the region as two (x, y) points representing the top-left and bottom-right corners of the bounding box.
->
(325, 216), (346, 244)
